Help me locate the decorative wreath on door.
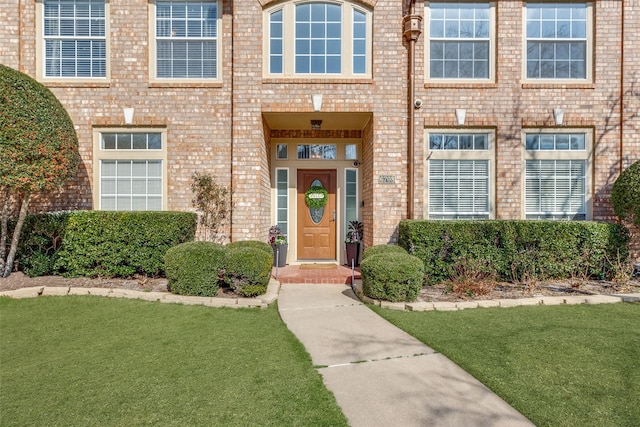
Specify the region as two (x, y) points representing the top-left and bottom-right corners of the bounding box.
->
(304, 185), (328, 209)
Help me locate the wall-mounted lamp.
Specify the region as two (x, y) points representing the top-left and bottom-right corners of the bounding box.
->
(553, 108), (565, 126)
(311, 119), (322, 130)
(123, 107), (134, 125)
(455, 109), (466, 126)
(312, 94), (323, 112)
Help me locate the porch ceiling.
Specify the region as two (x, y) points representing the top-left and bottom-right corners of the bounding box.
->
(263, 112), (372, 131)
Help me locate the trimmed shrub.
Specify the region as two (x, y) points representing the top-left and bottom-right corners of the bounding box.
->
(0, 64), (79, 277)
(611, 160), (640, 227)
(52, 211), (197, 277)
(360, 252), (424, 302)
(223, 247), (273, 297)
(362, 244), (408, 261)
(15, 212), (70, 277)
(227, 240), (273, 255)
(165, 241), (226, 296)
(398, 220), (629, 284)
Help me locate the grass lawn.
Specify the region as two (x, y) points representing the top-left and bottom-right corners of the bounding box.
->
(0, 296), (348, 426)
(372, 303), (640, 427)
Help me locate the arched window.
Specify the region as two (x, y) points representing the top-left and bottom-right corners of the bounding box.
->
(265, 1), (371, 78)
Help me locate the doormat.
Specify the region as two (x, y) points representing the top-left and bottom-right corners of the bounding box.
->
(299, 264), (338, 270)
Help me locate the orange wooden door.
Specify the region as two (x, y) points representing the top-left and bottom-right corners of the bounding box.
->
(297, 169), (337, 260)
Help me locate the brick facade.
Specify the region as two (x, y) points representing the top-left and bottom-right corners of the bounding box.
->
(1, 0), (638, 261)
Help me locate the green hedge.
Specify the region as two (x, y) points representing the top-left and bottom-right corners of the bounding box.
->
(398, 220), (629, 285)
(165, 241), (226, 296)
(39, 211), (197, 277)
(14, 212), (70, 277)
(362, 244), (408, 261)
(226, 240), (273, 255)
(611, 160), (640, 227)
(223, 247), (273, 297)
(360, 252), (424, 302)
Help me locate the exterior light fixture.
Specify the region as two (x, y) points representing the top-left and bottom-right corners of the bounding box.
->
(311, 119), (322, 130)
(455, 109), (466, 126)
(123, 107), (134, 125)
(553, 108), (565, 125)
(312, 94), (323, 112)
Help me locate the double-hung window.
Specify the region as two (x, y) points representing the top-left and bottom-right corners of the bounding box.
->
(94, 130), (167, 211)
(425, 1), (494, 81)
(154, 0), (219, 80)
(266, 1), (371, 77)
(524, 131), (590, 220)
(525, 2), (590, 80)
(42, 0), (107, 78)
(426, 132), (494, 219)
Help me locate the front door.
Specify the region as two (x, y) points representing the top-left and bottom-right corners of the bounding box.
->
(297, 169), (337, 260)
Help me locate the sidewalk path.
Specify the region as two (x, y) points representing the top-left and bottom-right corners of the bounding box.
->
(277, 283), (534, 427)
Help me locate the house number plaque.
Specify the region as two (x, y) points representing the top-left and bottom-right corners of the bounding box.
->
(378, 175), (396, 184)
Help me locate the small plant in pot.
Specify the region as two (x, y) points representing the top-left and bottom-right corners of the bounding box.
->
(269, 225), (288, 267)
(345, 220), (363, 267)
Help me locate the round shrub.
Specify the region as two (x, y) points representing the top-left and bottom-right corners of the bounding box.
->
(165, 241), (226, 296)
(361, 252), (424, 302)
(224, 247), (273, 297)
(227, 240), (273, 255)
(362, 244), (408, 261)
(611, 160), (640, 227)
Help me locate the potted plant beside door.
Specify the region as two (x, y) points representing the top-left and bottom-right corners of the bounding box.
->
(269, 225), (288, 267)
(345, 220), (363, 267)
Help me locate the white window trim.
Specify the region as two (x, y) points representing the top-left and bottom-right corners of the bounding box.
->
(263, 1), (372, 79)
(148, 0), (222, 84)
(522, 1), (593, 84)
(35, 0), (111, 82)
(521, 128), (593, 220)
(424, 1), (496, 83)
(425, 129), (496, 219)
(273, 167), (290, 238)
(344, 167), (359, 232)
(93, 128), (168, 210)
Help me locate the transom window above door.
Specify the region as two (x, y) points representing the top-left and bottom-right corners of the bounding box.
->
(297, 144), (336, 160)
(265, 1), (371, 78)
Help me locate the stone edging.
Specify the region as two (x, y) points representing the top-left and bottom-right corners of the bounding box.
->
(0, 279), (281, 309)
(351, 280), (640, 311)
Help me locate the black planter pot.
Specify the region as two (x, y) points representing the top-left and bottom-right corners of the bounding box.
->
(345, 242), (360, 267)
(272, 244), (288, 267)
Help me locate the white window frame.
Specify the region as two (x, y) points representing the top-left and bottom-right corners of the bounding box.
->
(149, 0), (221, 83)
(263, 1), (372, 78)
(424, 1), (496, 83)
(523, 1), (593, 83)
(274, 167), (290, 238)
(522, 129), (592, 220)
(36, 0), (110, 82)
(93, 128), (168, 211)
(425, 130), (495, 219)
(344, 168), (359, 232)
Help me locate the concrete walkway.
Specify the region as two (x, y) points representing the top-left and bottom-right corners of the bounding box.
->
(278, 283), (535, 427)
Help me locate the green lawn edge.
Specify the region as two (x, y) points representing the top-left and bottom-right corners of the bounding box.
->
(371, 303), (640, 427)
(0, 296), (348, 427)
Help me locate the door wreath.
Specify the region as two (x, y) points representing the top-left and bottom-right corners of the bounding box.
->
(305, 185), (328, 209)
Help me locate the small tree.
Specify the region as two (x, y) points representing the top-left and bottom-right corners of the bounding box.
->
(191, 172), (233, 243)
(611, 160), (640, 227)
(0, 65), (79, 277)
